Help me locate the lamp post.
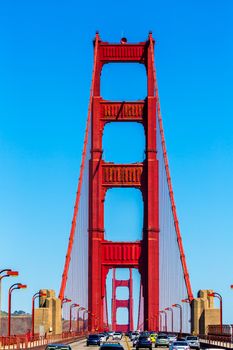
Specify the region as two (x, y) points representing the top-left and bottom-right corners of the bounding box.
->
(32, 291), (47, 338)
(165, 307), (173, 332)
(0, 270), (18, 336)
(208, 292), (223, 334)
(77, 307), (85, 333)
(172, 304), (182, 334)
(181, 299), (190, 303)
(83, 309), (90, 332)
(160, 311), (167, 332)
(69, 303), (79, 332)
(159, 313), (163, 332)
(62, 297), (71, 306)
(81, 308), (87, 332)
(8, 283), (27, 337)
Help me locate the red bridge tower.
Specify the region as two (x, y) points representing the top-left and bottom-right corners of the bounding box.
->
(88, 33), (159, 331)
(112, 268), (134, 332)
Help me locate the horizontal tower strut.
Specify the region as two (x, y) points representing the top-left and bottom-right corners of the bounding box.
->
(102, 162), (143, 188)
(102, 241), (141, 267)
(100, 100), (145, 122)
(98, 43), (147, 63)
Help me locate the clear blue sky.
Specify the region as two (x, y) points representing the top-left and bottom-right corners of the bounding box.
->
(0, 0), (233, 326)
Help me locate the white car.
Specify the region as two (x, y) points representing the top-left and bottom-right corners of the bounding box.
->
(168, 334), (177, 344)
(131, 332), (139, 341)
(185, 336), (200, 349)
(132, 336), (139, 347)
(169, 341), (190, 350)
(112, 332), (122, 340)
(98, 333), (108, 343)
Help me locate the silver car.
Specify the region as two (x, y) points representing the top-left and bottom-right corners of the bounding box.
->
(185, 336), (200, 349)
(112, 332), (122, 340)
(169, 341), (190, 350)
(155, 335), (169, 347)
(168, 334), (177, 344)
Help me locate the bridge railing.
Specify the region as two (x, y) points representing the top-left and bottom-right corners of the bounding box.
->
(0, 331), (87, 349)
(199, 334), (233, 349)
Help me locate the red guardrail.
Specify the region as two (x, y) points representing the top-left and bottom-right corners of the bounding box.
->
(0, 331), (87, 349)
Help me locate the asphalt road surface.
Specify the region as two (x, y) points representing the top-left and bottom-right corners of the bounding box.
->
(69, 336), (210, 350)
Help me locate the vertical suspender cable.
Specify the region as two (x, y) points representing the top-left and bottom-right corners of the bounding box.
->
(148, 35), (193, 302)
(59, 34), (100, 301)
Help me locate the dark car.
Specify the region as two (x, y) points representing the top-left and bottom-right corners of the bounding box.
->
(100, 344), (124, 350)
(140, 331), (150, 338)
(136, 336), (152, 350)
(86, 334), (101, 346)
(45, 345), (71, 350)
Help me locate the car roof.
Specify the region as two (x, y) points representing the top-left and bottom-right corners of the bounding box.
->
(46, 345), (71, 349)
(101, 344), (123, 347)
(100, 343), (124, 349)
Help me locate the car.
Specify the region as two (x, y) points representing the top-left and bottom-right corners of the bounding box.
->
(112, 332), (122, 340)
(185, 336), (200, 349)
(132, 335), (139, 347)
(140, 331), (150, 339)
(103, 332), (110, 340)
(98, 333), (108, 343)
(136, 336), (152, 350)
(86, 334), (101, 346)
(108, 331), (115, 337)
(45, 345), (71, 350)
(100, 344), (124, 350)
(131, 331), (139, 341)
(169, 341), (190, 350)
(167, 334), (177, 344)
(155, 334), (169, 347)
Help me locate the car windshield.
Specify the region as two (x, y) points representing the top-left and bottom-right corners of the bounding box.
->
(173, 342), (188, 346)
(89, 335), (99, 338)
(186, 336), (198, 340)
(158, 336), (167, 339)
(139, 337), (148, 340)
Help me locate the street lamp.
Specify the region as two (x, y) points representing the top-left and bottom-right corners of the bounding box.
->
(69, 303), (79, 332)
(172, 303), (182, 334)
(208, 292), (223, 334)
(8, 283), (27, 337)
(0, 270), (19, 335)
(165, 307), (173, 332)
(62, 297), (71, 306)
(83, 309), (91, 332)
(160, 311), (167, 332)
(159, 313), (163, 332)
(77, 306), (85, 333)
(32, 291), (47, 338)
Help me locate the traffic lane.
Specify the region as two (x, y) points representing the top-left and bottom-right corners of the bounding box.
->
(70, 338), (87, 350)
(71, 338), (129, 350)
(70, 341), (207, 350)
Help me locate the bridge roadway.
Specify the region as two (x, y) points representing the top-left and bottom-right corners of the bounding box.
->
(68, 336), (208, 350)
